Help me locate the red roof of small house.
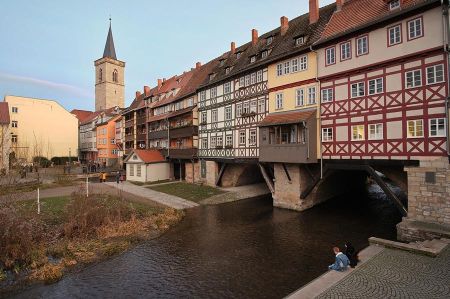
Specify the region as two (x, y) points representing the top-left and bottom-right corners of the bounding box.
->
(0, 102), (10, 124)
(131, 149), (166, 164)
(317, 0), (434, 44)
(71, 109), (94, 123)
(258, 109), (316, 127)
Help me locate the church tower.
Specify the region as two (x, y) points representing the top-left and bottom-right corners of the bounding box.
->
(94, 21), (125, 111)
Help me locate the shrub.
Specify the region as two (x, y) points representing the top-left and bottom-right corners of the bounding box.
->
(33, 156), (51, 168)
(50, 157), (75, 165)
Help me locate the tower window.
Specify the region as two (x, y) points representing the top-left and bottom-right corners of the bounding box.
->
(99, 68), (103, 82)
(113, 69), (118, 82)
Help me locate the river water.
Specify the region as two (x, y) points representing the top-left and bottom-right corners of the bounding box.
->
(11, 183), (402, 299)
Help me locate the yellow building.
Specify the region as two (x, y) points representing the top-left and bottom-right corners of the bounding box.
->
(4, 95), (78, 162)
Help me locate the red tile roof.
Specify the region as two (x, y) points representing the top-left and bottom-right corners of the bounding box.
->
(71, 109), (94, 123)
(317, 0), (433, 44)
(130, 149), (166, 164)
(258, 109), (316, 127)
(0, 102), (10, 125)
(79, 106), (121, 125)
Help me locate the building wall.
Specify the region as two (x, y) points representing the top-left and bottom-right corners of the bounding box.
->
(185, 161), (200, 183)
(97, 117), (120, 166)
(95, 57), (125, 111)
(5, 95), (78, 161)
(146, 163), (171, 182)
(0, 124), (10, 172)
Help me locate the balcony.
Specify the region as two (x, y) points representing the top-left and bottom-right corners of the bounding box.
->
(170, 125), (198, 139)
(148, 130), (168, 140)
(136, 116), (147, 126)
(136, 132), (147, 142)
(167, 148), (198, 160)
(125, 119), (134, 128)
(259, 143), (316, 164)
(125, 134), (134, 142)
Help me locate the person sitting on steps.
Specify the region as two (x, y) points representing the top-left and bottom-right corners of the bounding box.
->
(344, 242), (359, 268)
(328, 246), (350, 271)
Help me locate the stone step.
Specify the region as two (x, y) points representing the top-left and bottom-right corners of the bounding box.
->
(369, 237), (449, 257)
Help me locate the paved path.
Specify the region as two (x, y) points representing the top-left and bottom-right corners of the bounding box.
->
(288, 244), (450, 299)
(105, 182), (199, 210)
(201, 183), (271, 205)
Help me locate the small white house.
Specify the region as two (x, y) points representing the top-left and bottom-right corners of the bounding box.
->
(124, 149), (170, 183)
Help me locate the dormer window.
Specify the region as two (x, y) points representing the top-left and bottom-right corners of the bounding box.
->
(261, 50), (269, 59)
(236, 52), (242, 59)
(250, 56), (256, 63)
(219, 59), (225, 66)
(209, 73), (216, 81)
(266, 36), (273, 45)
(225, 67), (231, 75)
(389, 0), (400, 10)
(295, 36), (305, 46)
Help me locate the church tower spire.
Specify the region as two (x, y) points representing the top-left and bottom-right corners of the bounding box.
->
(94, 19), (125, 111)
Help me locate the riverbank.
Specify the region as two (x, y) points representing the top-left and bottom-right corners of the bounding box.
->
(0, 191), (184, 296)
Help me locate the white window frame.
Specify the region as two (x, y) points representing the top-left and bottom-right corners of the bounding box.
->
(356, 35), (368, 56)
(224, 82), (232, 94)
(405, 69), (422, 88)
(11, 121), (18, 128)
(276, 93), (283, 110)
(239, 77), (245, 87)
(351, 125), (365, 141)
(429, 118), (446, 137)
(326, 47), (336, 65)
(388, 24), (401, 46)
(308, 87), (316, 105)
(239, 130), (246, 146)
(408, 17), (423, 40)
(201, 112), (207, 124)
(368, 123), (383, 140)
(299, 55), (308, 71)
(236, 104), (242, 117)
(368, 78), (383, 95)
(250, 101), (257, 113)
(321, 88), (333, 103)
(251, 73), (256, 85)
(351, 82), (365, 98)
(284, 61), (290, 75)
(211, 109), (218, 122)
(249, 130), (257, 145)
(340, 41), (351, 61)
(12, 107), (18, 113)
(407, 119), (424, 138)
(390, 0), (400, 10)
(201, 138), (208, 149)
(257, 70), (263, 82)
(277, 64), (283, 76)
(296, 89), (304, 107)
(200, 91), (206, 101)
(322, 128), (333, 142)
(426, 64), (444, 85)
(291, 58), (299, 73)
(295, 36), (304, 46)
(258, 99), (265, 113)
(225, 106), (232, 120)
(226, 135), (233, 147)
(210, 87), (217, 98)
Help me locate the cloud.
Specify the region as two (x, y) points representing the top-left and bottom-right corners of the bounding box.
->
(0, 72), (94, 99)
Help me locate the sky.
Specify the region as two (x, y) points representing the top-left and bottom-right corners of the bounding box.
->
(0, 0), (335, 112)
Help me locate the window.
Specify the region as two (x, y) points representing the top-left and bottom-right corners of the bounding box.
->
(250, 101), (257, 113)
(200, 91), (206, 101)
(267, 36), (273, 45)
(243, 102), (250, 114)
(321, 88), (333, 103)
(225, 106), (232, 120)
(326, 47), (336, 65)
(201, 138), (208, 149)
(99, 68), (103, 82)
(407, 119), (424, 137)
(11, 135), (17, 143)
(111, 138), (115, 144)
(11, 121), (18, 128)
(210, 136), (216, 148)
(217, 136), (223, 147)
(429, 118), (446, 137)
(239, 131), (246, 146)
(295, 36), (304, 46)
(351, 82), (365, 98)
(308, 87), (316, 105)
(258, 99), (265, 113)
(261, 50), (268, 59)
(201, 112), (207, 124)
(340, 41), (351, 61)
(113, 69), (118, 82)
(388, 25), (402, 46)
(129, 164), (134, 176)
(12, 107), (18, 113)
(322, 128), (333, 142)
(224, 82), (232, 94)
(299, 55), (308, 71)
(210, 87), (217, 98)
(249, 130), (257, 145)
(408, 18), (423, 40)
(212, 109), (218, 122)
(245, 75), (251, 86)
(236, 104), (242, 117)
(257, 70), (263, 82)
(225, 67), (230, 75)
(236, 52), (242, 59)
(276, 93), (283, 110)
(284, 61), (290, 74)
(352, 125), (365, 141)
(251, 73), (256, 85)
(356, 36), (368, 56)
(369, 123), (383, 140)
(209, 73), (216, 81)
(250, 56), (256, 63)
(390, 0), (400, 10)
(405, 70), (422, 88)
(368, 78), (383, 95)
(137, 165), (142, 177)
(239, 77), (244, 88)
(426, 65), (444, 84)
(277, 64), (283, 76)
(219, 59), (225, 66)
(296, 89), (304, 106)
(226, 135), (233, 147)
(188, 98), (194, 107)
(291, 58), (299, 73)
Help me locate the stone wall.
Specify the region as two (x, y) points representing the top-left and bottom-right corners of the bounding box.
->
(204, 160), (218, 186)
(185, 161), (200, 183)
(220, 163), (263, 187)
(398, 157), (450, 241)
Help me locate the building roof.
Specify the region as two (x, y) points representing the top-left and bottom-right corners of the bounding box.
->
(258, 109), (316, 127)
(199, 3), (336, 89)
(125, 149), (166, 164)
(71, 109), (94, 123)
(103, 23), (117, 60)
(316, 0), (436, 45)
(80, 106), (121, 125)
(0, 102), (10, 125)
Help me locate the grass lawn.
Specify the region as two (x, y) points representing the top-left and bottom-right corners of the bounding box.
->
(148, 182), (225, 202)
(129, 179), (172, 186)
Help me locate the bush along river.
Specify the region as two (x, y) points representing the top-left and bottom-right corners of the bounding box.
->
(10, 182), (402, 299)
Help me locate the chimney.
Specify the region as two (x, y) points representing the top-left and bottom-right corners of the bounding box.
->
(196, 62), (202, 69)
(144, 86), (150, 96)
(336, 0), (344, 10)
(231, 42), (236, 54)
(252, 29), (258, 46)
(135, 91), (141, 99)
(280, 16), (289, 36)
(157, 79), (162, 89)
(309, 0), (319, 24)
